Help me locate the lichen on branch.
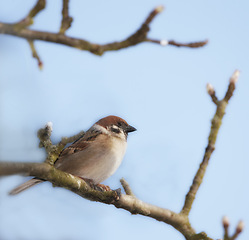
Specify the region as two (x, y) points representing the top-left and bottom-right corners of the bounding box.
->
(0, 1), (207, 68)
(37, 121), (85, 165)
(0, 71), (241, 240)
(60, 0), (73, 34)
(181, 70), (240, 216)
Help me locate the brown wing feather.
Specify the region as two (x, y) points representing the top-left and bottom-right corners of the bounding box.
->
(59, 138), (89, 158)
(56, 129), (101, 161)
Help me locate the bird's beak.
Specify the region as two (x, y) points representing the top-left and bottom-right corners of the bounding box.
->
(126, 125), (137, 133)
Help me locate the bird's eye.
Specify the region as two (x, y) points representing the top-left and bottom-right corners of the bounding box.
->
(111, 126), (121, 134)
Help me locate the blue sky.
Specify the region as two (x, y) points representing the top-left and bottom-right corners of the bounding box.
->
(0, 0), (249, 240)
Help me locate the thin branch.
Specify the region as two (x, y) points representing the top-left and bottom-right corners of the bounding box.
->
(37, 122), (53, 151)
(59, 130), (85, 145)
(224, 70), (240, 102)
(0, 161), (197, 239)
(206, 83), (218, 105)
(145, 5), (164, 24)
(27, 0), (46, 19)
(223, 216), (230, 240)
(181, 70), (240, 216)
(168, 40), (208, 48)
(0, 5), (207, 61)
(146, 39), (208, 48)
(37, 122), (85, 165)
(0, 72), (240, 240)
(120, 178), (135, 196)
(0, 117), (201, 239)
(60, 0), (73, 34)
(222, 216), (244, 240)
(28, 40), (43, 69)
(114, 196), (195, 239)
(0, 6), (162, 56)
(0, 162), (118, 203)
(18, 0), (46, 27)
(55, 130), (85, 160)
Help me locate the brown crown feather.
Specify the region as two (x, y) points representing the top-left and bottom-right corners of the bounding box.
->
(96, 115), (128, 128)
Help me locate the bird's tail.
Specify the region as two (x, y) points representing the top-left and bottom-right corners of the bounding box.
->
(9, 178), (44, 195)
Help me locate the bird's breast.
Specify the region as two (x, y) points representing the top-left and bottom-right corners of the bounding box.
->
(57, 135), (127, 184)
(87, 135), (127, 183)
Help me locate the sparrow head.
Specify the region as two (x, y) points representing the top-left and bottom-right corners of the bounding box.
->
(96, 115), (136, 140)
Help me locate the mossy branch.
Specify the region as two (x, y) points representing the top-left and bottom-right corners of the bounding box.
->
(18, 0), (46, 27)
(37, 121), (85, 165)
(0, 2), (207, 68)
(0, 162), (195, 239)
(0, 71), (242, 240)
(181, 70), (240, 216)
(60, 0), (73, 34)
(120, 178), (135, 196)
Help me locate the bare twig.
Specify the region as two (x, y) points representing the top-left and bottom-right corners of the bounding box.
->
(224, 70), (240, 102)
(0, 4), (207, 65)
(0, 161), (196, 239)
(18, 0), (46, 27)
(223, 216), (230, 240)
(0, 6), (163, 56)
(37, 122), (53, 150)
(0, 117), (202, 239)
(146, 39), (208, 48)
(37, 122), (85, 165)
(206, 83), (218, 105)
(222, 216), (244, 240)
(60, 0), (73, 34)
(181, 70), (240, 216)
(120, 178), (135, 196)
(59, 130), (85, 145)
(0, 162), (118, 203)
(168, 40), (208, 48)
(56, 130), (85, 158)
(27, 0), (46, 19)
(235, 220), (244, 235)
(28, 40), (43, 69)
(0, 71), (240, 240)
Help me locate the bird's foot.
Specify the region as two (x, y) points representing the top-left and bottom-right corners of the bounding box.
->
(94, 183), (111, 192)
(114, 188), (121, 200)
(80, 177), (111, 192)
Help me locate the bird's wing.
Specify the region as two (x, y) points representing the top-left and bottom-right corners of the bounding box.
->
(55, 129), (101, 160)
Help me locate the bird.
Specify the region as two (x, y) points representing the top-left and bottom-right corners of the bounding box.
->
(9, 115), (136, 195)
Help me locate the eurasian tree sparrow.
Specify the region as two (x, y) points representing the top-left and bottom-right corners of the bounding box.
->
(9, 115), (136, 195)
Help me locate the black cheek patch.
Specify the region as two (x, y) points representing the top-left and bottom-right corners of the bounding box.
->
(111, 127), (121, 134)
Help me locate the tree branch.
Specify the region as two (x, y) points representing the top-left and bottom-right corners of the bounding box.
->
(181, 70), (240, 216)
(222, 216), (244, 240)
(206, 83), (218, 105)
(0, 162), (118, 203)
(18, 0), (46, 27)
(0, 161), (197, 239)
(37, 122), (85, 165)
(0, 123), (198, 239)
(0, 4), (207, 64)
(0, 71), (240, 240)
(60, 0), (73, 34)
(28, 39), (43, 69)
(120, 178), (135, 196)
(146, 39), (208, 48)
